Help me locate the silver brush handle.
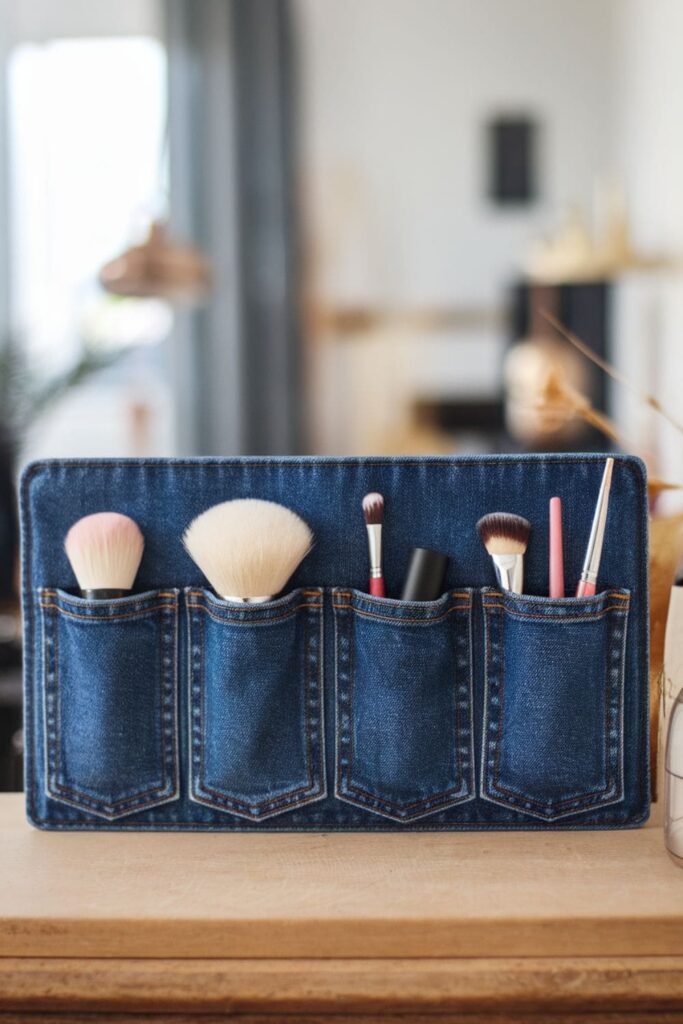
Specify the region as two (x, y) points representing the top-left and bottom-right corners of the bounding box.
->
(366, 523), (383, 578)
(492, 553), (524, 594)
(581, 458), (614, 581)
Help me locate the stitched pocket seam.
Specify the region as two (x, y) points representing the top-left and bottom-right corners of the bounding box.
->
(334, 592), (474, 822)
(482, 596), (628, 820)
(189, 590), (325, 819)
(42, 596), (179, 819)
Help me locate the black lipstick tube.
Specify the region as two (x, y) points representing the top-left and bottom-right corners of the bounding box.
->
(401, 547), (449, 602)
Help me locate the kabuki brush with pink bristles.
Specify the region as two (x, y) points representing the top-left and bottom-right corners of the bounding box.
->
(65, 512), (145, 598)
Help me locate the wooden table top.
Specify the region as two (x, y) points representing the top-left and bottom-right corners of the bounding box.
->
(2, 794), (682, 960)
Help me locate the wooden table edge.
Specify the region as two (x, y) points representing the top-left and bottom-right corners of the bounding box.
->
(3, 914), (683, 959)
(1, 955), (683, 1015)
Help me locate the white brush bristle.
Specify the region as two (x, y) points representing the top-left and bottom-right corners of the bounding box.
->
(183, 499), (313, 599)
(65, 513), (144, 590)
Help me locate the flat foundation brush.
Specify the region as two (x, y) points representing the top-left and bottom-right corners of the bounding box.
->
(477, 512), (531, 594)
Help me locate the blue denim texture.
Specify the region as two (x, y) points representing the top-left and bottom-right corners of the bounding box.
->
(187, 587), (325, 818)
(39, 587), (179, 819)
(21, 455), (650, 830)
(334, 588), (474, 820)
(482, 588), (629, 820)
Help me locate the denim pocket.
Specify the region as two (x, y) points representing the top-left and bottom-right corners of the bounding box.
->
(481, 588), (630, 821)
(186, 587), (325, 819)
(333, 588), (474, 822)
(39, 587), (179, 819)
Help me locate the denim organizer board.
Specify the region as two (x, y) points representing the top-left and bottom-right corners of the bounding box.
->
(21, 455), (650, 831)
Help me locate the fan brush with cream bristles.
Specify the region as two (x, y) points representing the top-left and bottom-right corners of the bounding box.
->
(476, 512), (531, 594)
(183, 499), (313, 602)
(65, 512), (145, 599)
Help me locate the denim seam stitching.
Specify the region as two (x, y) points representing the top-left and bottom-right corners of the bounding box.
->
(186, 588), (321, 600)
(485, 590), (629, 604)
(39, 603), (177, 622)
(481, 599), (628, 819)
(40, 588), (177, 606)
(43, 598), (179, 818)
(192, 604), (319, 812)
(485, 604), (617, 814)
(334, 590), (472, 607)
(334, 598), (473, 821)
(45, 605), (177, 813)
(481, 604), (630, 622)
(46, 606), (177, 814)
(465, 595), (476, 801)
(332, 604), (471, 625)
(186, 603), (322, 626)
(190, 592), (325, 818)
(45, 607), (175, 808)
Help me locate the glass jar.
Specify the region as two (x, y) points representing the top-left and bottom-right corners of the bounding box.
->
(665, 688), (683, 862)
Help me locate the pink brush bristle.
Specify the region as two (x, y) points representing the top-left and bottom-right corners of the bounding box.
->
(65, 512), (144, 591)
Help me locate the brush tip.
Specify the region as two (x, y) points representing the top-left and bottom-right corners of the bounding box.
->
(64, 512), (144, 590)
(476, 512), (531, 555)
(182, 498), (313, 600)
(362, 492), (384, 525)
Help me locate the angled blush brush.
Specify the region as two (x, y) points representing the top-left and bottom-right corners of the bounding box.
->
(477, 512), (531, 594)
(362, 492), (385, 597)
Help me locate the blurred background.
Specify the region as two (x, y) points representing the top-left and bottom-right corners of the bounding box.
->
(2, 0), (683, 788)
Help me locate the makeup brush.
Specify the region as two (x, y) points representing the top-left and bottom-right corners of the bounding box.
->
(477, 512), (531, 594)
(362, 492), (385, 597)
(183, 498), (313, 602)
(576, 457), (614, 597)
(64, 512), (145, 599)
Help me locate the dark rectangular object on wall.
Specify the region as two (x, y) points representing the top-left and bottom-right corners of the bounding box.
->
(510, 281), (610, 415)
(488, 117), (536, 204)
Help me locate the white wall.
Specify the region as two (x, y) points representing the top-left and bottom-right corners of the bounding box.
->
(615, 0), (683, 254)
(295, 0), (620, 309)
(611, 0), (683, 504)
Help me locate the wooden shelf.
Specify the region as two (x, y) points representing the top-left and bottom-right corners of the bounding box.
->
(2, 794), (683, 1019)
(1, 794), (681, 960)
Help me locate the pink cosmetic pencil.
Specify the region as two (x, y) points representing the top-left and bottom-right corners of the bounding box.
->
(549, 496), (565, 598)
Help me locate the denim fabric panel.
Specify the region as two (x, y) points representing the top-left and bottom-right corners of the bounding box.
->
(21, 455), (649, 830)
(481, 588), (629, 821)
(39, 587), (179, 819)
(187, 587), (325, 819)
(333, 588), (474, 821)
